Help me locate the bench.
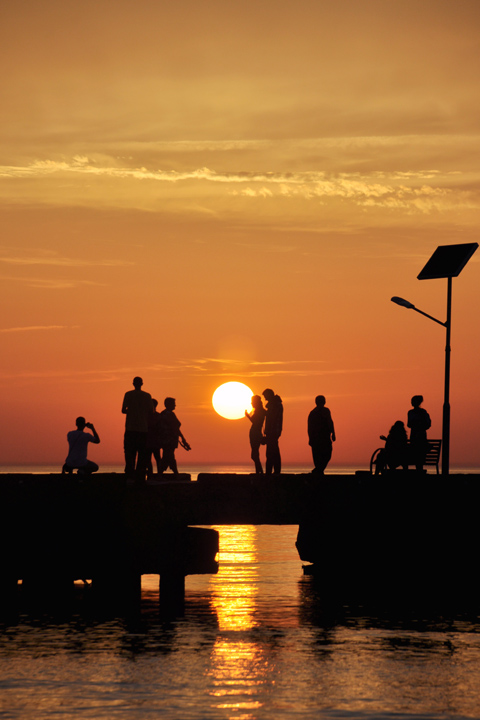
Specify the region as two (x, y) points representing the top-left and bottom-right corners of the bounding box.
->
(370, 439), (442, 475)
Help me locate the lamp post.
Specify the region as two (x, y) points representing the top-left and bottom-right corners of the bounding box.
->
(391, 292), (450, 474)
(391, 242), (478, 476)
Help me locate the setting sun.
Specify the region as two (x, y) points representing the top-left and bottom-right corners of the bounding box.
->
(212, 382), (254, 420)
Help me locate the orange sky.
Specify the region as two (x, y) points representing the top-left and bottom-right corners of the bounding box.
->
(1, 0), (479, 468)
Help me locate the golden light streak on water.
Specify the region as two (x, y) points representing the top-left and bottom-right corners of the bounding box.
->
(209, 525), (259, 632)
(209, 638), (268, 719)
(208, 526), (269, 718)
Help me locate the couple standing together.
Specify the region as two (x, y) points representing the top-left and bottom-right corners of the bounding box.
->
(245, 388), (283, 475)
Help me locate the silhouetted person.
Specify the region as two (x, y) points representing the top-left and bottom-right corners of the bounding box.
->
(122, 376), (153, 483)
(384, 420), (408, 471)
(262, 388), (283, 474)
(146, 398), (163, 478)
(159, 397), (190, 475)
(407, 395), (431, 471)
(62, 416), (100, 475)
(245, 395), (266, 473)
(308, 395), (336, 474)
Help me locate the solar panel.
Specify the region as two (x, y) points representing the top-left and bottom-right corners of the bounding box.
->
(417, 243), (478, 280)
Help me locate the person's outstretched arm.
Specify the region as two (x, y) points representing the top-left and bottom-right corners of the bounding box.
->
(86, 422), (100, 444)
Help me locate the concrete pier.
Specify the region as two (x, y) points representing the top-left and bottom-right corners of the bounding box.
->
(0, 473), (219, 609)
(1, 471), (479, 607)
(296, 472), (480, 601)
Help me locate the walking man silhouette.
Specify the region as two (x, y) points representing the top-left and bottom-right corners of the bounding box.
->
(159, 397), (190, 475)
(308, 395), (336, 474)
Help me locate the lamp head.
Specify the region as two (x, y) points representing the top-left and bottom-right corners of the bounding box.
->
(391, 296), (415, 309)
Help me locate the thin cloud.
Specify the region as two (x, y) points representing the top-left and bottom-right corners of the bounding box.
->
(0, 325), (71, 334)
(212, 367), (392, 379)
(233, 242), (296, 253)
(0, 362), (178, 382)
(0, 275), (106, 289)
(1, 154), (477, 215)
(0, 358), (398, 391)
(180, 358), (327, 370)
(0, 255), (132, 268)
(178, 357), (391, 379)
(0, 157), (461, 190)
(107, 136), (480, 155)
(112, 140), (273, 153)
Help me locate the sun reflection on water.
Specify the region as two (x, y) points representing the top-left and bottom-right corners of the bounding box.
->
(210, 639), (265, 718)
(208, 525), (267, 719)
(210, 525), (259, 632)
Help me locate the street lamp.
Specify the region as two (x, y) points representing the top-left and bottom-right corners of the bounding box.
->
(391, 242), (478, 476)
(391, 296), (446, 326)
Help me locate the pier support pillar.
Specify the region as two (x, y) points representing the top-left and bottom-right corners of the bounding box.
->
(92, 571), (141, 608)
(126, 571), (142, 605)
(21, 574), (74, 607)
(0, 577), (19, 612)
(160, 572), (185, 615)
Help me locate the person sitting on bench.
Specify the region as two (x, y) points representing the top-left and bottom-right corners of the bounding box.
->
(373, 420), (408, 474)
(62, 416), (100, 474)
(384, 420), (408, 471)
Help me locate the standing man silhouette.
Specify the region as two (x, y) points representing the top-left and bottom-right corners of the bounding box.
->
(122, 376), (153, 483)
(308, 395), (336, 474)
(262, 388), (283, 475)
(407, 395), (431, 471)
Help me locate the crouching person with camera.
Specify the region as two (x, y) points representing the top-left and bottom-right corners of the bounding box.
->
(62, 417), (100, 475)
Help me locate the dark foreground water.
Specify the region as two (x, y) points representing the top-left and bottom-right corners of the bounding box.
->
(2, 523), (480, 720)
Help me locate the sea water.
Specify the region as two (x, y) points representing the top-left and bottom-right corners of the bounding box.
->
(2, 465), (480, 719)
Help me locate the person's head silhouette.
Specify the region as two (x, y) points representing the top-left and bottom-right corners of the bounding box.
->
(315, 395), (326, 407)
(411, 395), (423, 408)
(262, 388), (274, 402)
(75, 416), (86, 430)
(251, 395), (263, 409)
(164, 397), (176, 411)
(133, 376), (143, 389)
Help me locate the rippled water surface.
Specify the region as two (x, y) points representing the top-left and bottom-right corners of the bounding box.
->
(2, 521), (480, 720)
